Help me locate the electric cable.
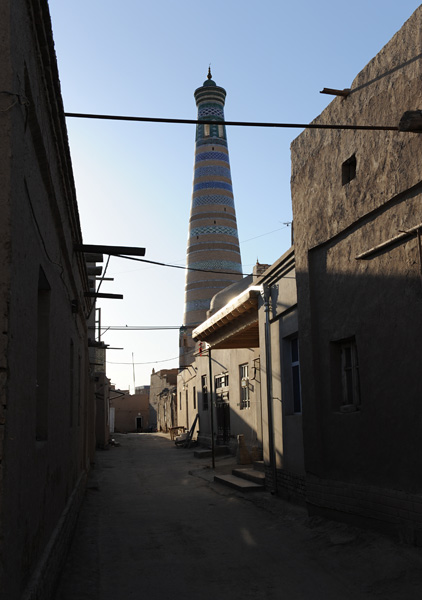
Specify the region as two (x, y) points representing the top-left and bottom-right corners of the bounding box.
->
(64, 111), (399, 132)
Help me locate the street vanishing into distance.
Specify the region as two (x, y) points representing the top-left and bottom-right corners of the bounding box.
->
(55, 434), (422, 600)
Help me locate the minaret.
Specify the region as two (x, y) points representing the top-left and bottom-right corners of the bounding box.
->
(180, 70), (243, 366)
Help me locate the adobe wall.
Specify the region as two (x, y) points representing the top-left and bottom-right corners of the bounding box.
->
(149, 369), (178, 430)
(0, 0), (94, 596)
(113, 393), (150, 433)
(256, 248), (305, 502)
(290, 6), (422, 541)
(181, 346), (262, 454)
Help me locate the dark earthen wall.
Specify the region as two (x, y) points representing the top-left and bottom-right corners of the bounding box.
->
(290, 6), (422, 539)
(0, 1), (93, 597)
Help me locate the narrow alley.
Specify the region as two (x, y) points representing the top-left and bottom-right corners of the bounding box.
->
(54, 434), (422, 600)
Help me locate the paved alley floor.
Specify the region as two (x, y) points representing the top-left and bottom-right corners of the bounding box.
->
(54, 433), (422, 600)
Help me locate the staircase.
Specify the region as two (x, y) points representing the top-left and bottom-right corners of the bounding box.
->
(214, 461), (265, 492)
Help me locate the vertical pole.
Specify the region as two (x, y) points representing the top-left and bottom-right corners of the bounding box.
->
(97, 307), (101, 341)
(262, 285), (277, 494)
(132, 353), (136, 394)
(208, 347), (215, 470)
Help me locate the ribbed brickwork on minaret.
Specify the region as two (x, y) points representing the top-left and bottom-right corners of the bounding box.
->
(180, 70), (242, 366)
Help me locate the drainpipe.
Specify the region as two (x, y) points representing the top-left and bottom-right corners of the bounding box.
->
(261, 285), (277, 494)
(208, 347), (216, 470)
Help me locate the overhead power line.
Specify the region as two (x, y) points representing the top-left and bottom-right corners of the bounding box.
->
(107, 355), (180, 365)
(65, 112), (399, 132)
(101, 326), (180, 330)
(115, 254), (249, 276)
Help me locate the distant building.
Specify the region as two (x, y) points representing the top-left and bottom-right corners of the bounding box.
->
(156, 386), (178, 433)
(112, 390), (150, 433)
(135, 384), (150, 394)
(150, 369), (178, 430)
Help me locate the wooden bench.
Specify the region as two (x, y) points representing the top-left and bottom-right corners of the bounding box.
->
(169, 426), (185, 441)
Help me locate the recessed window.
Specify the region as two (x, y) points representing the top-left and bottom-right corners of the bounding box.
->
(201, 375), (208, 410)
(340, 339), (360, 408)
(332, 337), (361, 411)
(215, 373), (229, 389)
(342, 154), (356, 185)
(204, 124), (210, 137)
(239, 364), (250, 410)
(290, 337), (301, 413)
(218, 124), (224, 138)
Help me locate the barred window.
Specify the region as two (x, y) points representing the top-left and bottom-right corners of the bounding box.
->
(201, 374), (208, 410)
(291, 337), (301, 414)
(340, 339), (360, 408)
(240, 364), (250, 410)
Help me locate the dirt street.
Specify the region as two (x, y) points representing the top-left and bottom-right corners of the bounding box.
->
(54, 434), (422, 599)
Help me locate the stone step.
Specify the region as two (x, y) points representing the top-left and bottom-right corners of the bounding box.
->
(214, 473), (265, 492)
(253, 460), (265, 472)
(232, 468), (265, 486)
(194, 446), (231, 459)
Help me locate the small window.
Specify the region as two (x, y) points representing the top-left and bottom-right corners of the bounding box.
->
(239, 364), (250, 410)
(332, 337), (361, 411)
(204, 124), (210, 137)
(218, 124), (224, 138)
(340, 339), (360, 408)
(342, 154), (356, 185)
(215, 373), (229, 389)
(291, 337), (302, 413)
(201, 375), (208, 410)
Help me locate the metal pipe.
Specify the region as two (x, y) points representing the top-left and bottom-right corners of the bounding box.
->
(262, 285), (277, 494)
(65, 112), (399, 132)
(208, 348), (216, 470)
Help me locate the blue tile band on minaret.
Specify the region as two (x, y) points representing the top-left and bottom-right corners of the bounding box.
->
(180, 70), (243, 366)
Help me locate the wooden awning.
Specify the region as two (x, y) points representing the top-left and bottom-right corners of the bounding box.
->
(192, 287), (261, 349)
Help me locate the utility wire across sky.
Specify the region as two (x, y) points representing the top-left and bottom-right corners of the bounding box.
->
(115, 254), (250, 276)
(64, 112), (400, 131)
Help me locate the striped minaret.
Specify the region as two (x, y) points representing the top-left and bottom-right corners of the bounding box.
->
(180, 69), (243, 366)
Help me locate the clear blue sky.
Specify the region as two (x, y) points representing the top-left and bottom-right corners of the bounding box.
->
(48, 0), (421, 390)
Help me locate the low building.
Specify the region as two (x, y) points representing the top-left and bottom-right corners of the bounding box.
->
(191, 252), (303, 503)
(156, 386), (177, 432)
(255, 248), (304, 502)
(112, 390), (150, 433)
(150, 368), (178, 430)
(182, 264), (267, 456)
